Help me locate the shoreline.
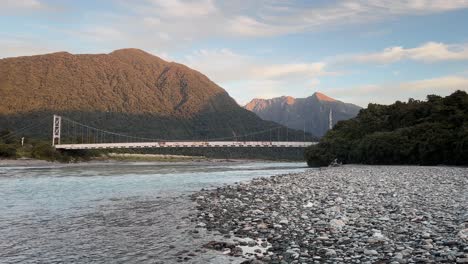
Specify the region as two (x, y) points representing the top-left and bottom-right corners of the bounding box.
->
(191, 165), (468, 263)
(0, 156), (298, 166)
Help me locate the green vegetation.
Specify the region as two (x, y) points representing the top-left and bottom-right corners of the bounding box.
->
(0, 132), (103, 162)
(0, 143), (17, 158)
(305, 90), (468, 167)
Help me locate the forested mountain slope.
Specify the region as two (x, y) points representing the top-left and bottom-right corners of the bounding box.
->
(0, 49), (310, 141)
(305, 91), (468, 166)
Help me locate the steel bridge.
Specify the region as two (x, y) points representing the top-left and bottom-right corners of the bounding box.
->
(52, 115), (316, 150)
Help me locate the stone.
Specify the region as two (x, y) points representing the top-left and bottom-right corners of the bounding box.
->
(325, 249), (337, 257)
(364, 249), (378, 256)
(368, 231), (387, 243)
(191, 166), (467, 264)
(231, 247), (243, 257)
(459, 229), (468, 242)
(421, 232), (431, 238)
(330, 219), (346, 231)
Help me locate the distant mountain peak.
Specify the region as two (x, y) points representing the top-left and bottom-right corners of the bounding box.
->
(313, 92), (336, 102)
(281, 96), (296, 105)
(244, 93), (361, 137)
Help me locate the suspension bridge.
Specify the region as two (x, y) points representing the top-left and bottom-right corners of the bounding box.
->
(50, 115), (316, 150)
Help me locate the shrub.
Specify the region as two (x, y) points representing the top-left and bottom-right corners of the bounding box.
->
(31, 142), (71, 162)
(0, 144), (17, 158)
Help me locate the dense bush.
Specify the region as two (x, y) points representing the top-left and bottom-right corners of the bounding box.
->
(305, 90), (468, 166)
(31, 142), (71, 162)
(0, 143), (17, 158)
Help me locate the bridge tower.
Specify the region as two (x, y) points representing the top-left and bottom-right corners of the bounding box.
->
(52, 115), (61, 146)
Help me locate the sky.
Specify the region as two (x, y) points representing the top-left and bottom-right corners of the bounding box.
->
(1, 0), (468, 107)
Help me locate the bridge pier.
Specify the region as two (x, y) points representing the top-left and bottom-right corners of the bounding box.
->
(52, 115), (61, 146)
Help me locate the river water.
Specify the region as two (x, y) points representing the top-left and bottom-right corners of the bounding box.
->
(0, 161), (309, 263)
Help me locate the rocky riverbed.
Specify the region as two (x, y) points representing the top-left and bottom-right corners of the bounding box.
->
(191, 166), (468, 263)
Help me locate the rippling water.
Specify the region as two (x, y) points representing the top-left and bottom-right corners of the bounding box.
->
(0, 161), (308, 263)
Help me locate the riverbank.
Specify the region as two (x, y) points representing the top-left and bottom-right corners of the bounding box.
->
(192, 166), (468, 263)
(0, 155), (277, 166)
(98, 153), (207, 162)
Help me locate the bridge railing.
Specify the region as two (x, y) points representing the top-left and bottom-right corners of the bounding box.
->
(54, 141), (317, 150)
(52, 115), (317, 149)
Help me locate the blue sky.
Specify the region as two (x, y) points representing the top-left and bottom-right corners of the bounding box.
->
(1, 0), (468, 106)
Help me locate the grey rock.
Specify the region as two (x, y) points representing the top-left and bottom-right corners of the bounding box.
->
(364, 249), (378, 255)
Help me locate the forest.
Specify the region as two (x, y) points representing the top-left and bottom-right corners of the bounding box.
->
(305, 90), (468, 166)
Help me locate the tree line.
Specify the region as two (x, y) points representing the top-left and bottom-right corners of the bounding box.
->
(305, 90), (468, 166)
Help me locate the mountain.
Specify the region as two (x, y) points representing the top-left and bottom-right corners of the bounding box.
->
(305, 91), (468, 166)
(0, 49), (311, 141)
(244, 92), (362, 137)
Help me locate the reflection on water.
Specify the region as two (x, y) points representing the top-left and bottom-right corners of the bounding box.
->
(0, 161), (308, 263)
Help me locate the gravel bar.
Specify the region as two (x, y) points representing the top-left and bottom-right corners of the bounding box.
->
(191, 165), (468, 263)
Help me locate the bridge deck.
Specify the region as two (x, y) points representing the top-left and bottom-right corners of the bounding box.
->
(54, 141), (316, 150)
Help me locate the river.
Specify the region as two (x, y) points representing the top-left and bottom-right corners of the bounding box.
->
(0, 161), (309, 263)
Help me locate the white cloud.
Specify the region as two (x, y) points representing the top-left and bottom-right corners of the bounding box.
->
(226, 15), (301, 37)
(373, 0), (468, 13)
(142, 0), (218, 17)
(5, 0), (466, 57)
(1, 0), (43, 10)
(246, 0), (468, 37)
(183, 48), (329, 103)
(110, 0), (468, 48)
(184, 49), (252, 83)
(328, 75), (468, 106)
(403, 76), (468, 90)
(184, 48), (330, 81)
(253, 63), (328, 79)
(77, 26), (125, 43)
(0, 37), (55, 58)
(347, 42), (468, 63)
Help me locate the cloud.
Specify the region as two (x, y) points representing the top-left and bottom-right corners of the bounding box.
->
(234, 0), (468, 37)
(1, 0), (44, 10)
(0, 0), (65, 14)
(109, 0), (468, 49)
(252, 63), (328, 79)
(0, 37), (56, 58)
(346, 42), (468, 64)
(184, 49), (252, 83)
(328, 75), (468, 106)
(5, 0), (467, 57)
(183, 48), (329, 103)
(403, 75), (468, 90)
(76, 26), (125, 43)
(184, 48), (330, 82)
(140, 0), (218, 17)
(226, 15), (302, 37)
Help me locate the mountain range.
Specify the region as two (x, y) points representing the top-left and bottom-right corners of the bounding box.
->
(0, 49), (311, 141)
(244, 93), (362, 137)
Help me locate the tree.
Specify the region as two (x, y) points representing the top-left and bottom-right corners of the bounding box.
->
(305, 90), (468, 166)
